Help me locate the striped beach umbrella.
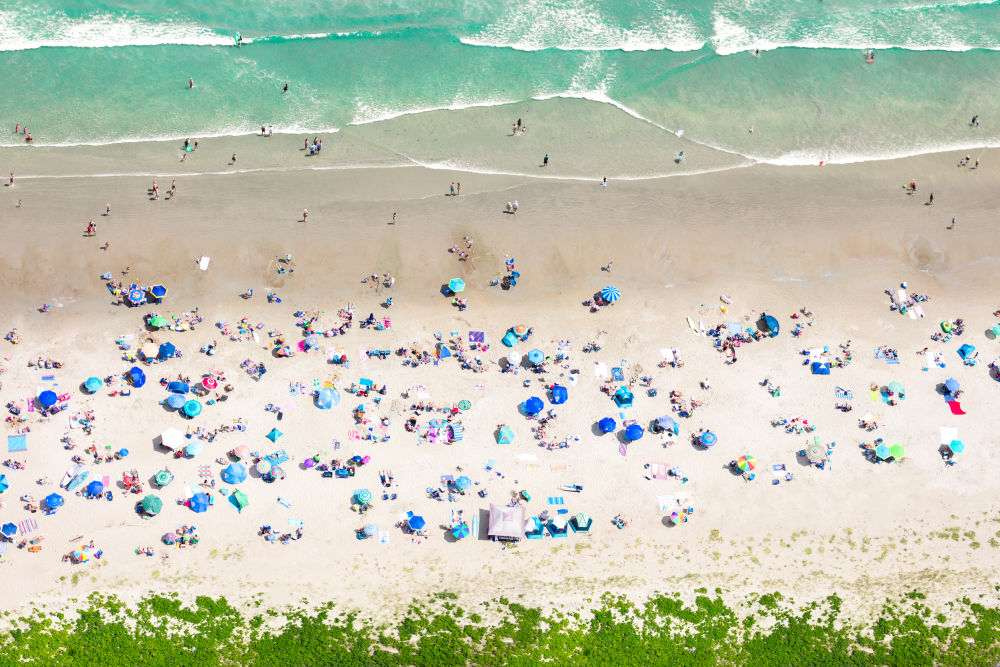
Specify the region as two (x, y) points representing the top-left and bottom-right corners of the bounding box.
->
(355, 489), (373, 504)
(736, 455), (757, 472)
(601, 286), (621, 302)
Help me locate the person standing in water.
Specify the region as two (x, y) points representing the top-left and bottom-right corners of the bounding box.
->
(189, 78), (194, 89)
(283, 83), (288, 94)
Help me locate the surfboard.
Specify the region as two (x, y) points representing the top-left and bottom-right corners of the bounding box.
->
(687, 317), (698, 332)
(698, 320), (706, 336)
(234, 32), (242, 47)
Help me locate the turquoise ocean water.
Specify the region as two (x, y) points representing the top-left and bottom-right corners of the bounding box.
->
(2, 0), (999, 174)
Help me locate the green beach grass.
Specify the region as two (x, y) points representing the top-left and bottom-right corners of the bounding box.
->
(2, 589), (999, 665)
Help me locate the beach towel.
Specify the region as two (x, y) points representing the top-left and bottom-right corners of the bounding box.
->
(612, 367), (624, 381)
(18, 518), (37, 534)
(908, 309), (917, 320)
(923, 352), (932, 371)
(593, 362), (609, 379)
(198, 256), (210, 271)
(485, 459), (495, 471)
(102, 475), (110, 491)
(650, 462), (669, 480)
(549, 463), (568, 473)
(915, 305), (926, 319)
(524, 463), (541, 472)
(940, 427), (959, 445)
(379, 530), (390, 543)
(348, 429), (360, 440)
(874, 349), (885, 360)
(948, 402), (966, 415)
(834, 387), (853, 400)
(557, 509), (569, 515)
(547, 497), (565, 505)
(288, 518), (304, 527)
(41, 375), (55, 382)
(469, 331), (485, 343)
(0, 542), (7, 557)
(26, 399), (34, 413)
(7, 435), (27, 452)
(619, 442), (628, 457)
(657, 496), (677, 512)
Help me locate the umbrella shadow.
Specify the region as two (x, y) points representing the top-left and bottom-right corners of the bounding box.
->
(934, 383), (950, 396)
(660, 515), (680, 528)
(590, 422), (607, 437)
(477, 508), (489, 540)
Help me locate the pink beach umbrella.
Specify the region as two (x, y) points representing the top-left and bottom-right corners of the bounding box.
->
(202, 376), (217, 390)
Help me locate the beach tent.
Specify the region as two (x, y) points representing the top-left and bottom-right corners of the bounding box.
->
(613, 386), (633, 409)
(488, 503), (525, 541)
(266, 428), (283, 443)
(141, 495), (163, 516)
(550, 385), (568, 405)
(129, 366), (146, 388)
(601, 286), (621, 302)
(158, 342), (176, 359)
(167, 381), (189, 394)
(38, 390), (57, 408)
(598, 417), (616, 433)
(527, 349), (544, 365)
(230, 490), (249, 512)
(222, 463), (247, 484)
(811, 362), (831, 375)
(760, 314), (780, 337)
(189, 492), (210, 513)
(958, 344), (977, 362)
(159, 427), (184, 450)
(502, 332), (518, 347)
(316, 387), (339, 410)
(497, 426), (515, 444)
(84, 377), (103, 393)
(524, 397), (544, 416)
(436, 344), (452, 359)
(570, 512), (593, 533)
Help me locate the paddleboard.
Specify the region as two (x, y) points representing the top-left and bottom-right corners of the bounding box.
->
(687, 317), (698, 332)
(66, 470), (89, 492)
(699, 321), (706, 336)
(60, 463), (82, 489)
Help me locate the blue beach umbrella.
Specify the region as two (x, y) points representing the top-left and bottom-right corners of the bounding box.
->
(700, 431), (717, 447)
(527, 349), (544, 365)
(150, 285), (167, 298)
(625, 424), (644, 441)
(945, 378), (960, 394)
(0, 474), (7, 493)
(875, 444), (892, 460)
(158, 342), (176, 359)
(448, 278), (465, 293)
(1, 523), (16, 537)
(38, 391), (57, 408)
(452, 523), (470, 539)
(118, 448), (129, 457)
(84, 377), (103, 393)
(949, 440), (965, 454)
(601, 286), (621, 302)
(408, 515), (426, 531)
(183, 400), (202, 417)
(167, 381), (189, 394)
(184, 440), (204, 456)
(166, 393), (186, 409)
(364, 523), (378, 537)
(87, 480), (104, 496)
(355, 489), (373, 504)
(524, 397), (544, 416)
(222, 463), (247, 484)
(316, 387), (339, 409)
(598, 417), (617, 433)
(455, 476), (471, 490)
(44, 493), (64, 509)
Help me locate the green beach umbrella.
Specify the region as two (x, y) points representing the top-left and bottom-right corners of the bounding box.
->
(154, 470), (174, 486)
(231, 489), (249, 511)
(148, 316), (170, 328)
(890, 444), (905, 459)
(355, 489), (373, 504)
(458, 400), (471, 410)
(142, 494), (163, 516)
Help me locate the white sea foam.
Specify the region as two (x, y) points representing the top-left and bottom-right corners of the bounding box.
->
(0, 10), (232, 51)
(348, 97), (519, 126)
(0, 124), (340, 149)
(459, 0), (704, 52)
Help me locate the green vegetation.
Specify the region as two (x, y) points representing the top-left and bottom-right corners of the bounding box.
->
(1, 589), (1000, 665)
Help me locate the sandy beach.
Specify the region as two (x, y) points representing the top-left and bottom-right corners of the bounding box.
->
(1, 133), (999, 626)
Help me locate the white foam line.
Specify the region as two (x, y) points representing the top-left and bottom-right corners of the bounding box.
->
(349, 98), (520, 126)
(13, 162), (418, 181)
(0, 127), (342, 149)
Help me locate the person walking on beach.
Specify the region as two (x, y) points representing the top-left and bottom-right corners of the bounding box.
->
(391, 212), (396, 225)
(949, 218), (956, 230)
(543, 154), (549, 167)
(603, 260), (613, 272)
(512, 200), (519, 214)
(105, 202), (111, 216)
(928, 193), (934, 206)
(7, 172), (12, 187)
(231, 153), (237, 165)
(456, 182), (461, 196)
(302, 208), (308, 223)
(450, 183), (455, 196)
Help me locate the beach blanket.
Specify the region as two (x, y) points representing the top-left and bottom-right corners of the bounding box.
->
(549, 463), (568, 473)
(524, 464), (541, 472)
(948, 402), (966, 415)
(468, 331), (484, 343)
(650, 462), (669, 480)
(547, 497), (565, 505)
(657, 496), (678, 512)
(7, 435), (27, 452)
(18, 518), (37, 534)
(485, 459), (495, 471)
(0, 542), (7, 557)
(593, 362), (609, 379)
(834, 386), (853, 400)
(940, 427), (959, 445)
(288, 518), (304, 527)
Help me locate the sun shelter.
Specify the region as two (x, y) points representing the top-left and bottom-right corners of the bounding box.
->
(449, 423), (464, 442)
(448, 278), (465, 294)
(167, 381), (189, 394)
(158, 342), (177, 359)
(598, 417), (616, 433)
(497, 426), (515, 444)
(147, 315), (170, 328)
(159, 428), (184, 451)
(502, 332), (518, 347)
(527, 349), (544, 365)
(84, 377), (103, 393)
(141, 494), (163, 516)
(266, 428), (283, 443)
(149, 285), (167, 300)
(154, 470), (173, 487)
(183, 400), (202, 417)
(161, 392), (182, 409)
(613, 386), (634, 408)
(700, 431), (717, 447)
(222, 463), (247, 484)
(488, 503), (525, 542)
(760, 314), (780, 337)
(129, 366), (146, 388)
(945, 378), (960, 395)
(811, 362), (830, 375)
(601, 286), (621, 302)
(550, 385), (568, 405)
(958, 344), (977, 364)
(44, 493), (64, 509)
(38, 391), (57, 408)
(230, 490), (249, 512)
(184, 440), (204, 456)
(0, 474), (7, 494)
(316, 387), (339, 409)
(570, 512), (593, 533)
(655, 415), (679, 435)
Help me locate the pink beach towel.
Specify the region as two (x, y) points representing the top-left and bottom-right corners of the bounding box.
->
(948, 402), (966, 415)
(650, 462), (669, 480)
(27, 399), (34, 413)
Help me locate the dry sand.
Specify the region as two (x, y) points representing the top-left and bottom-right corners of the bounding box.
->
(0, 137), (999, 623)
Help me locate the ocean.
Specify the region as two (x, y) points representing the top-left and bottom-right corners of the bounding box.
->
(2, 0), (999, 176)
